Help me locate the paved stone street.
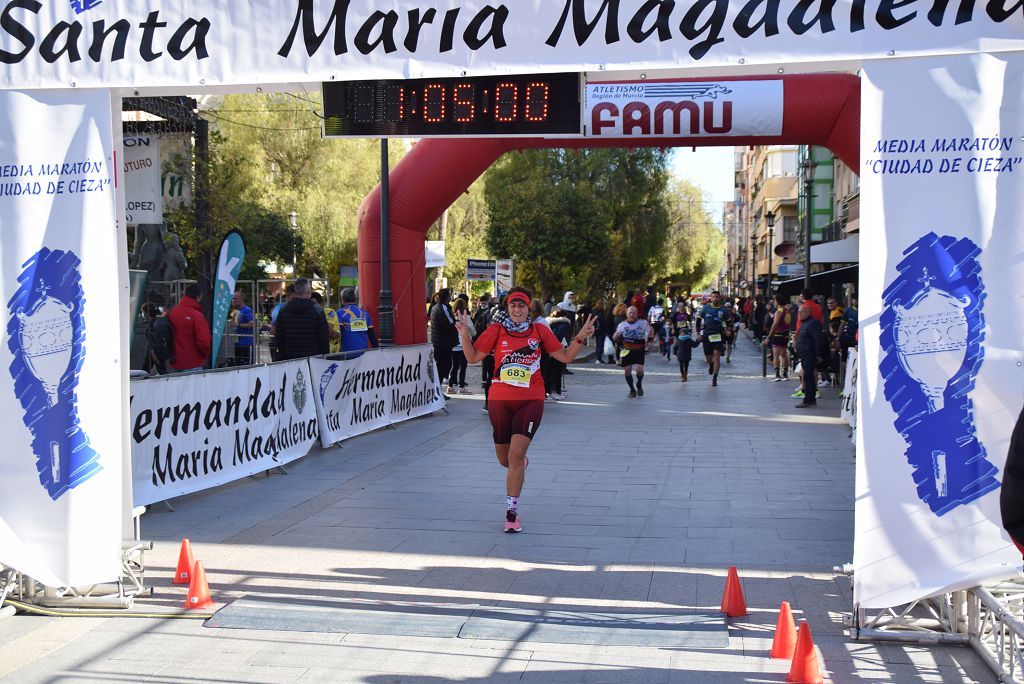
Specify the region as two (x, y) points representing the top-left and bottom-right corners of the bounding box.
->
(0, 335), (995, 683)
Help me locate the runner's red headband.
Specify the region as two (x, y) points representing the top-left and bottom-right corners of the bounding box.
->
(507, 292), (530, 308)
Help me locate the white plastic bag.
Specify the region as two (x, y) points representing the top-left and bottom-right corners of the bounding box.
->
(603, 337), (615, 358)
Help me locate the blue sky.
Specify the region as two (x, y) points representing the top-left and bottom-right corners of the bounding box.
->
(669, 146), (735, 219)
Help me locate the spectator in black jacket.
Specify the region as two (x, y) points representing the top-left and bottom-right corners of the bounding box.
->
(274, 278), (329, 360)
(429, 288), (458, 391)
(794, 304), (826, 408)
(143, 303), (174, 375)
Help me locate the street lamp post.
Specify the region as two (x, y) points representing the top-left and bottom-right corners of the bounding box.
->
(287, 210), (300, 277)
(761, 210), (775, 379)
(750, 234), (757, 296)
(800, 158), (816, 291)
(766, 210), (776, 296)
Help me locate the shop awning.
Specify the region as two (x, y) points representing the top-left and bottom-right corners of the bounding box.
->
(776, 264), (858, 296)
(810, 235), (859, 264)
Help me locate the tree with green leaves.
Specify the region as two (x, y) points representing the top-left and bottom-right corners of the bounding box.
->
(658, 178), (726, 294)
(482, 147), (674, 301)
(203, 93), (404, 281)
(484, 149), (610, 300)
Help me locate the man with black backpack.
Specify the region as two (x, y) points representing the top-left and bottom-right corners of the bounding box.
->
(144, 303), (174, 375)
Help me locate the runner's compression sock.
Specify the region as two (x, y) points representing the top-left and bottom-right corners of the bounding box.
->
(506, 496), (519, 513)
(625, 375), (636, 391)
(636, 372), (644, 390)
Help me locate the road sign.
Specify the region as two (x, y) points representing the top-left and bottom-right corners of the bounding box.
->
(739, 279), (749, 289)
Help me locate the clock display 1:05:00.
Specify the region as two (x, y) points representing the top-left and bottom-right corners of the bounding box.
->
(322, 73), (582, 137)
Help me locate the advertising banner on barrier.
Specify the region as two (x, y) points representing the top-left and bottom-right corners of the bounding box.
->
(585, 79), (783, 138)
(840, 348), (858, 438)
(130, 360), (319, 507)
(0, 90), (122, 587)
(855, 53), (1024, 609)
(0, 3), (1021, 91)
(309, 345), (445, 447)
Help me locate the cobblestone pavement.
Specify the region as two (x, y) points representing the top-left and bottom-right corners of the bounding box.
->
(0, 334), (996, 683)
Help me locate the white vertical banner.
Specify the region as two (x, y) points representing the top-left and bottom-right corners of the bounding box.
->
(0, 90), (123, 587)
(856, 53), (1024, 609)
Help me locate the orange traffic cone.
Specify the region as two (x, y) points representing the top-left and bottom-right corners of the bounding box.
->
(173, 539), (195, 585)
(787, 621), (824, 683)
(771, 601), (798, 659)
(720, 566), (748, 617)
(183, 561), (213, 610)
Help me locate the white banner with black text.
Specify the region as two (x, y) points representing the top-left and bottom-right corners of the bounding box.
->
(0, 90), (123, 587)
(0, 2), (1021, 91)
(309, 345), (445, 447)
(855, 53), (1024, 609)
(130, 360), (319, 507)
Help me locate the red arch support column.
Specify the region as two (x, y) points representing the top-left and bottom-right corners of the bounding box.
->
(358, 73), (860, 346)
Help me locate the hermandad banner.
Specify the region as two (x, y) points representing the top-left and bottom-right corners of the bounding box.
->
(309, 345), (445, 448)
(0, 2), (1021, 91)
(130, 360), (319, 507)
(0, 90), (123, 588)
(855, 53), (1024, 609)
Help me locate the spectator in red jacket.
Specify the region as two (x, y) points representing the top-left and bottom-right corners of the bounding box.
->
(168, 284), (212, 372)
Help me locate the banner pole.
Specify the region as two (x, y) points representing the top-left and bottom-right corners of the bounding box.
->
(378, 139), (393, 347)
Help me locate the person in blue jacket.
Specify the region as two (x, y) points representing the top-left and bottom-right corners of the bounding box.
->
(337, 287), (378, 357)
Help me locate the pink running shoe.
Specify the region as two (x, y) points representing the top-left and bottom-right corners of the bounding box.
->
(505, 510), (522, 533)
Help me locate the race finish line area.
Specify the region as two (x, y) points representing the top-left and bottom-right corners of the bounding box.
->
(1, 1), (1023, 682)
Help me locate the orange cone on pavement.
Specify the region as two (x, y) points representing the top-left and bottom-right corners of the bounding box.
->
(787, 621), (824, 683)
(720, 566), (748, 617)
(771, 601), (798, 659)
(173, 539), (195, 585)
(184, 561), (213, 610)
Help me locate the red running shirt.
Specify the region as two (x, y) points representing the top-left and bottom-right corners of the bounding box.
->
(474, 323), (563, 401)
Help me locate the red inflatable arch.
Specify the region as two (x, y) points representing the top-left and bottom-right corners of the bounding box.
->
(357, 73), (860, 346)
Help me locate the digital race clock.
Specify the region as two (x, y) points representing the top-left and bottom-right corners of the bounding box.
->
(322, 73), (582, 138)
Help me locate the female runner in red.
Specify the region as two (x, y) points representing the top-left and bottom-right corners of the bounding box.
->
(456, 287), (595, 532)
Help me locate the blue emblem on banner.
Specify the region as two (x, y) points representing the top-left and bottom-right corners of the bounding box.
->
(6, 249), (101, 500)
(319, 363), (338, 404)
(880, 233), (998, 516)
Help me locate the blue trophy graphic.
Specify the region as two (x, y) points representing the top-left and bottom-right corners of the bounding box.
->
(880, 233), (998, 516)
(7, 249), (101, 500)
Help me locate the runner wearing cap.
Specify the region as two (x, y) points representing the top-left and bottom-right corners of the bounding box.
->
(456, 287), (595, 533)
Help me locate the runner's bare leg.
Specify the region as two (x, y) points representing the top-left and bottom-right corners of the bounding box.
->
(494, 443), (510, 468)
(506, 435), (530, 496)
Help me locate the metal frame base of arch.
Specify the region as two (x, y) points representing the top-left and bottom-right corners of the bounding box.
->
(836, 565), (1024, 683)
